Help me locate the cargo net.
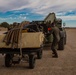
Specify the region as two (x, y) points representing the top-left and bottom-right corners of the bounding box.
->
(3, 22), (29, 49)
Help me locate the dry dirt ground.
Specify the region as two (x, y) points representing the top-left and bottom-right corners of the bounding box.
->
(0, 29), (76, 75)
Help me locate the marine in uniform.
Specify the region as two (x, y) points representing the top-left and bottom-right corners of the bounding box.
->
(51, 22), (60, 58)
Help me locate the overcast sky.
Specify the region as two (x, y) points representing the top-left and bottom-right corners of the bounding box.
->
(0, 0), (76, 27)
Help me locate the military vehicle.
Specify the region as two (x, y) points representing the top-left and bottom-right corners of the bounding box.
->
(56, 18), (66, 50)
(32, 13), (66, 50)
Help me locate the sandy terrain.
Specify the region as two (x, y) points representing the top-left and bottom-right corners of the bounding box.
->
(0, 29), (76, 75)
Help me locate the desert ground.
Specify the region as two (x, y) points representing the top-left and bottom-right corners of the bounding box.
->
(0, 28), (76, 75)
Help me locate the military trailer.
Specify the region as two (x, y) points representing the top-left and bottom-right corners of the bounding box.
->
(0, 24), (44, 69)
(32, 13), (66, 50)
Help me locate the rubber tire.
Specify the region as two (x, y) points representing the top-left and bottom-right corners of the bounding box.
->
(58, 38), (64, 50)
(64, 32), (66, 45)
(37, 49), (42, 59)
(29, 55), (36, 69)
(64, 36), (66, 45)
(5, 54), (12, 67)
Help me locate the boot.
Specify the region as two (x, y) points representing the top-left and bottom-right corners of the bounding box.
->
(52, 49), (58, 58)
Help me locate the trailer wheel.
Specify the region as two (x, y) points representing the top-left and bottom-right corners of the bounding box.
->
(58, 38), (64, 50)
(29, 54), (36, 69)
(5, 54), (12, 67)
(37, 49), (42, 59)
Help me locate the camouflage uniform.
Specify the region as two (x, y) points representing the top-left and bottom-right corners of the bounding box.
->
(51, 26), (60, 58)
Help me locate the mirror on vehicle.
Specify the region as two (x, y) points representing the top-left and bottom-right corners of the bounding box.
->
(63, 22), (66, 27)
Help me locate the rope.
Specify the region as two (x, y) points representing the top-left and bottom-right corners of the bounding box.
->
(18, 23), (23, 58)
(3, 23), (24, 58)
(3, 21), (30, 58)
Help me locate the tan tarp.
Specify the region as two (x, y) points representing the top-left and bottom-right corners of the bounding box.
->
(0, 32), (44, 48)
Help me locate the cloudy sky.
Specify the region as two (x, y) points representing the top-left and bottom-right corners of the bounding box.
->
(0, 0), (76, 27)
